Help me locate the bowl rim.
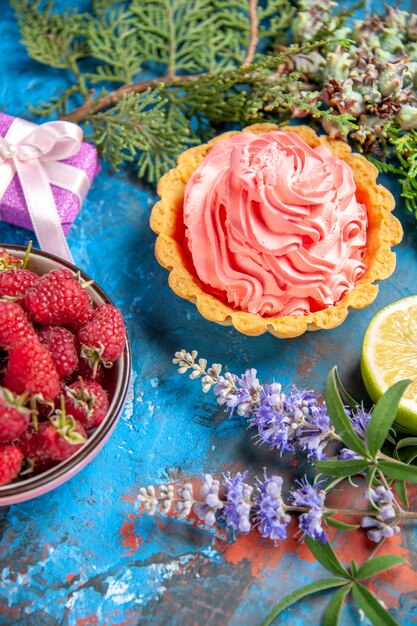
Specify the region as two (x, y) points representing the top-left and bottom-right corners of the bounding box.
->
(0, 244), (132, 500)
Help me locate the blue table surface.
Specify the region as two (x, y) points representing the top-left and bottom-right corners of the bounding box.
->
(1, 3), (417, 625)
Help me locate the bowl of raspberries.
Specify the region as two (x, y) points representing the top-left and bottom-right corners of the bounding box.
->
(0, 243), (131, 505)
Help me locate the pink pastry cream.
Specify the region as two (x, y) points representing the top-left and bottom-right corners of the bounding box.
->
(183, 130), (368, 317)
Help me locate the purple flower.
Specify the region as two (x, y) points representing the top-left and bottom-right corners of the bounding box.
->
(194, 474), (224, 526)
(361, 484), (399, 543)
(299, 508), (327, 543)
(214, 372), (239, 408)
(297, 405), (332, 460)
(214, 369), (260, 417)
(289, 477), (326, 509)
(254, 474), (291, 542)
(350, 405), (372, 439)
(223, 471), (253, 534)
(284, 386), (318, 416)
(338, 448), (363, 460)
(251, 384), (295, 454)
(368, 485), (396, 521)
(238, 369), (260, 395)
(289, 477), (327, 543)
(361, 516), (400, 543)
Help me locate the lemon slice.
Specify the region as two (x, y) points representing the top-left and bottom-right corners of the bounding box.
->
(361, 296), (417, 434)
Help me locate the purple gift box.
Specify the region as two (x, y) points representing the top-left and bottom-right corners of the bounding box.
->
(0, 113), (100, 235)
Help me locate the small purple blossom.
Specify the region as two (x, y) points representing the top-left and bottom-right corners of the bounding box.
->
(289, 478), (327, 543)
(350, 405), (372, 439)
(299, 508), (327, 543)
(214, 372), (239, 407)
(223, 471), (253, 534)
(194, 474), (224, 526)
(361, 516), (400, 543)
(369, 485), (397, 521)
(283, 386), (318, 416)
(213, 368), (260, 417)
(297, 405), (332, 460)
(289, 477), (326, 509)
(252, 383), (333, 460)
(251, 383), (295, 454)
(255, 474), (291, 542)
(238, 369), (260, 394)
(361, 485), (399, 543)
(338, 448), (363, 460)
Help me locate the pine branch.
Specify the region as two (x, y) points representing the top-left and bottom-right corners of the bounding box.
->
(11, 0), (89, 71)
(85, 6), (145, 85)
(86, 86), (192, 181)
(10, 0), (355, 184)
(381, 121), (417, 217)
(244, 0), (259, 65)
(63, 40), (349, 123)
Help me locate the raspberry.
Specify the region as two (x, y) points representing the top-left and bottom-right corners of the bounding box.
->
(0, 390), (30, 443)
(24, 269), (93, 326)
(19, 427), (52, 470)
(38, 326), (79, 378)
(4, 337), (61, 400)
(74, 358), (105, 383)
(79, 304), (126, 367)
(36, 411), (87, 462)
(0, 269), (39, 299)
(0, 301), (37, 350)
(64, 379), (109, 430)
(0, 444), (24, 485)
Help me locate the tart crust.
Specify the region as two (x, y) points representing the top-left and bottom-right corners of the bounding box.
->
(150, 124), (403, 338)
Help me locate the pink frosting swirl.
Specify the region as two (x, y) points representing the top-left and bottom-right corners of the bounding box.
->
(183, 131), (367, 316)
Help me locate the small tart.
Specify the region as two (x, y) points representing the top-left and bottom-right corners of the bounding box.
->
(150, 124), (403, 338)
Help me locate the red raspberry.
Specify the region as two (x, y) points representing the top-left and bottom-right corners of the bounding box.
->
(64, 380), (109, 430)
(0, 301), (37, 350)
(0, 391), (30, 443)
(74, 358), (105, 383)
(38, 326), (79, 378)
(0, 444), (24, 485)
(19, 427), (53, 470)
(36, 413), (87, 462)
(24, 269), (93, 326)
(4, 337), (61, 400)
(79, 304), (126, 368)
(0, 269), (39, 299)
(0, 248), (23, 271)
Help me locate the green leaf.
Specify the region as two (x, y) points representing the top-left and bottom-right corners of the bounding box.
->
(356, 555), (406, 580)
(395, 480), (408, 507)
(326, 517), (360, 531)
(322, 583), (352, 626)
(394, 437), (417, 466)
(315, 459), (369, 478)
(351, 582), (400, 626)
(261, 578), (348, 626)
(406, 450), (417, 464)
(378, 459), (417, 483)
(367, 380), (411, 458)
(395, 436), (417, 451)
(334, 368), (360, 410)
(350, 561), (358, 577)
(325, 368), (368, 456)
(305, 537), (349, 578)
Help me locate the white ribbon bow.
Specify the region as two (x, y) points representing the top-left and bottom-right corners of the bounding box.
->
(0, 118), (91, 263)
